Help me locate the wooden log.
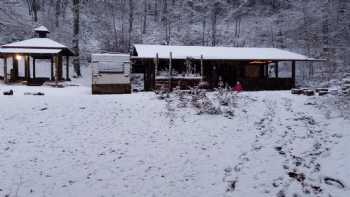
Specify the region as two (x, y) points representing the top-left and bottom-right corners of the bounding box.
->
(303, 89), (315, 96)
(318, 91), (328, 96)
(291, 88), (303, 95)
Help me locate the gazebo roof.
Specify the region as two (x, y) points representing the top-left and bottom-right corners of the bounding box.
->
(0, 48), (62, 54)
(34, 25), (50, 33)
(2, 38), (67, 49)
(0, 38), (74, 56)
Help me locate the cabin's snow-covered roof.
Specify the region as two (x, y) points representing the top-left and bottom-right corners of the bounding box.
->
(0, 48), (62, 54)
(133, 44), (315, 61)
(34, 25), (49, 32)
(2, 38), (67, 49)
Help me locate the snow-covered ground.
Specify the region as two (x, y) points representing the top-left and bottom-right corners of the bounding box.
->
(0, 71), (349, 197)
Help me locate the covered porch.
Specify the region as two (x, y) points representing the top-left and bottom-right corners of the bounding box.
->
(131, 44), (322, 91)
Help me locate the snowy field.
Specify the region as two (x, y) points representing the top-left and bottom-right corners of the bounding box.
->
(0, 70), (349, 197)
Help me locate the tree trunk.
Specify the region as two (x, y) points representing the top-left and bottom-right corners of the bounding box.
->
(55, 0), (61, 27)
(128, 0), (134, 50)
(142, 0), (148, 34)
(73, 0), (81, 76)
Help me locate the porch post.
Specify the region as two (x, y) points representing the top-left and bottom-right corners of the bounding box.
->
(200, 55), (204, 81)
(168, 52), (172, 92)
(66, 56), (70, 81)
(54, 56), (59, 84)
(4, 57), (8, 83)
(24, 55), (30, 81)
(32, 58), (36, 79)
(155, 53), (159, 77)
(292, 60), (296, 88)
(12, 55), (18, 80)
(275, 61), (279, 78)
(50, 57), (54, 80)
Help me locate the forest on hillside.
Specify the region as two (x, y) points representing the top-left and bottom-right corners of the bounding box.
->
(0, 0), (349, 82)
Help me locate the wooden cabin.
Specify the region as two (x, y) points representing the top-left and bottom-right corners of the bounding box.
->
(0, 26), (74, 86)
(131, 44), (320, 91)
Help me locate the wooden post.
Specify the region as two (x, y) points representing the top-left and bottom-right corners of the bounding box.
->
(57, 55), (63, 80)
(4, 57), (8, 83)
(168, 52), (172, 92)
(292, 60), (296, 87)
(155, 53), (159, 77)
(32, 58), (36, 79)
(186, 57), (190, 75)
(275, 61), (279, 78)
(66, 56), (70, 80)
(200, 54), (204, 81)
(24, 56), (30, 81)
(55, 56), (59, 84)
(12, 55), (18, 80)
(50, 57), (54, 80)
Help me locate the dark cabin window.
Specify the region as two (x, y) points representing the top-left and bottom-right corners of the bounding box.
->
(245, 64), (261, 78)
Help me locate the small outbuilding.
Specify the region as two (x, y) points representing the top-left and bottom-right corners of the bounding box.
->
(131, 44), (321, 91)
(0, 26), (74, 85)
(91, 53), (131, 94)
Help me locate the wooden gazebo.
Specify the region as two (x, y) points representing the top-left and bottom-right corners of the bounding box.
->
(0, 26), (74, 85)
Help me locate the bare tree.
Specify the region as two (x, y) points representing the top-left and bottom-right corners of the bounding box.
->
(161, 0), (170, 44)
(55, 0), (62, 27)
(142, 0), (148, 34)
(73, 0), (81, 76)
(128, 0), (134, 50)
(210, 2), (222, 46)
(25, 0), (39, 21)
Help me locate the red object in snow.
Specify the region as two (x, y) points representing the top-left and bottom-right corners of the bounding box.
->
(233, 82), (243, 92)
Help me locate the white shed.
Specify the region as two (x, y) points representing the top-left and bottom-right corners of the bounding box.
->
(91, 53), (131, 94)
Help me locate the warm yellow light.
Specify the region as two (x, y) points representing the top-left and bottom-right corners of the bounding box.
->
(16, 55), (22, 60)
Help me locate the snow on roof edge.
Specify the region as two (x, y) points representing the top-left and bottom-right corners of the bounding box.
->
(34, 25), (49, 32)
(133, 44), (317, 61)
(2, 38), (68, 49)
